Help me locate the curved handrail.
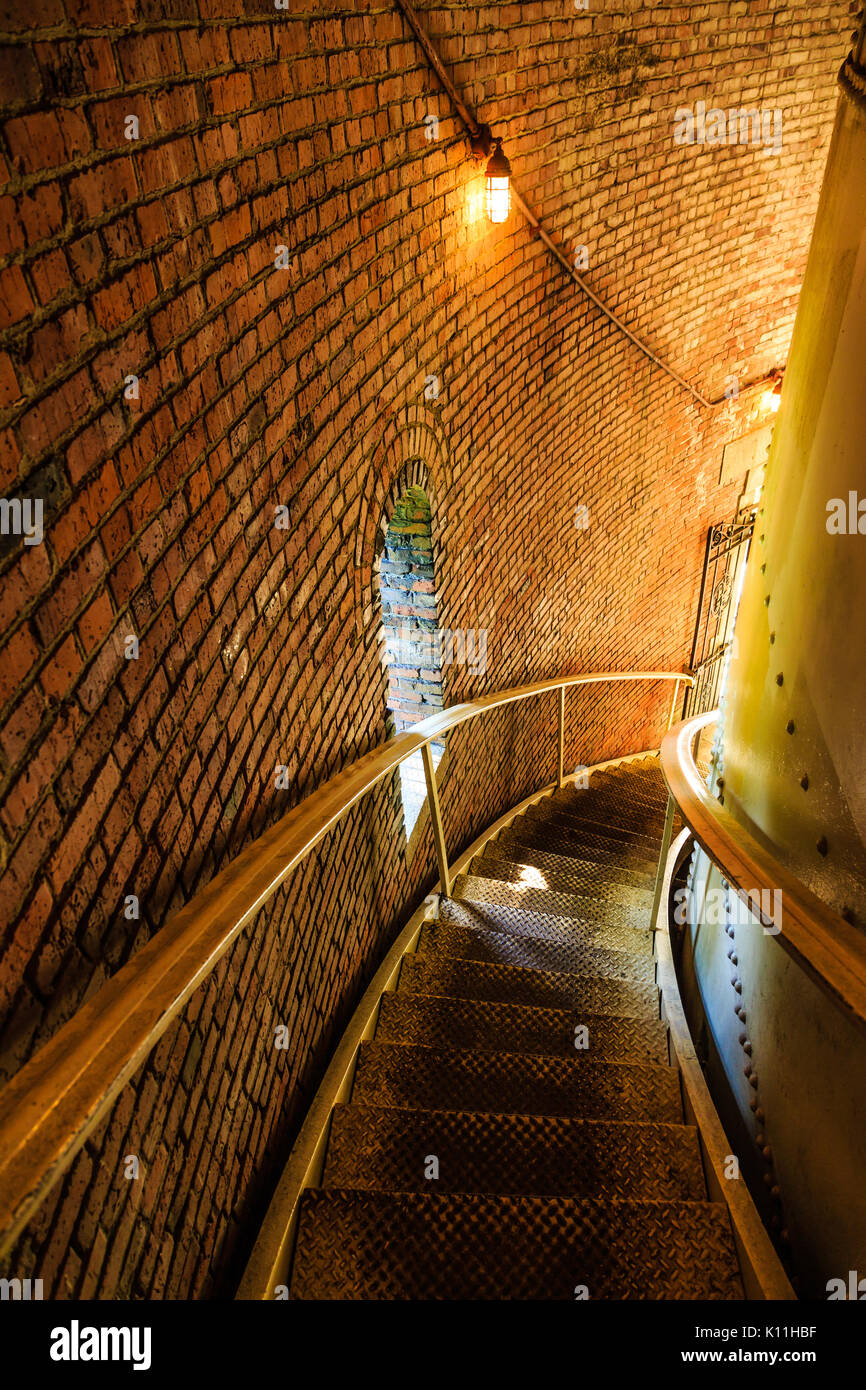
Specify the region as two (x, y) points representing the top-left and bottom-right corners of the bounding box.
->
(653, 828), (795, 1299)
(661, 711), (866, 1033)
(0, 667), (689, 1256)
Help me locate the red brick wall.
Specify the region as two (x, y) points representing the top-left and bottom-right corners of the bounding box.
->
(0, 2), (852, 1296)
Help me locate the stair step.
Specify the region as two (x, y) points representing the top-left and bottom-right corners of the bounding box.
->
(282, 752), (739, 1301)
(515, 811), (660, 865)
(524, 805), (663, 850)
(438, 898), (654, 956)
(551, 786), (670, 824)
(454, 872), (654, 931)
(351, 1041), (681, 1122)
(599, 758), (662, 779)
(471, 849), (655, 907)
(398, 953), (658, 1017)
(290, 1190), (744, 1299)
(417, 920), (656, 983)
(555, 786), (670, 821)
(542, 804), (669, 839)
(323, 1105), (705, 1199)
(376, 991), (669, 1063)
(585, 769), (670, 805)
(488, 833), (655, 887)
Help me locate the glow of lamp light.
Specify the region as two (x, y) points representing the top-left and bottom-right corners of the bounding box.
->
(485, 139), (512, 224)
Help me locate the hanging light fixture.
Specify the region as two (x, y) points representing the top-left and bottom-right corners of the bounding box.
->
(485, 138), (512, 224)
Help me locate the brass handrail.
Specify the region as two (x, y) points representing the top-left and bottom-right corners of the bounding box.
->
(660, 710), (866, 1032)
(0, 667), (689, 1255)
(651, 826), (795, 1300)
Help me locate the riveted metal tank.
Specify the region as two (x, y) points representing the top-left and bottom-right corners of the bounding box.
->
(724, 40), (866, 923)
(681, 30), (866, 1297)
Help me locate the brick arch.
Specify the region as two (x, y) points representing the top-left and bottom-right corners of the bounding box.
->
(354, 408), (449, 637)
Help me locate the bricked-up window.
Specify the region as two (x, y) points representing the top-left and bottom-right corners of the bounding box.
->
(378, 486), (445, 837)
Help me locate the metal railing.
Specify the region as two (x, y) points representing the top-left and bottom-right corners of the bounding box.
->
(657, 710), (866, 1032)
(683, 645), (730, 719)
(0, 667), (689, 1257)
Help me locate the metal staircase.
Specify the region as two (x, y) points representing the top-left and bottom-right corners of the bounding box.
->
(287, 756), (745, 1299)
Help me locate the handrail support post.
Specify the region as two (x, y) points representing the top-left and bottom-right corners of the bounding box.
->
(557, 686), (566, 788)
(422, 741), (451, 898)
(650, 792), (676, 934)
(667, 677), (681, 731)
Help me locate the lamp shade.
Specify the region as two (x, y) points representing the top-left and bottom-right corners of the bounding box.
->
(485, 139), (511, 224)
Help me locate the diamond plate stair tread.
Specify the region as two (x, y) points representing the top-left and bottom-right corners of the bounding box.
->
(454, 872), (653, 930)
(488, 833), (655, 886)
(580, 773), (670, 807)
(552, 785), (670, 821)
(596, 787), (669, 814)
(525, 806), (664, 849)
(323, 1105), (705, 1199)
(351, 1042), (682, 1122)
(585, 773), (668, 798)
(438, 897), (654, 956)
(472, 849), (654, 905)
(376, 991), (669, 1063)
(586, 783), (667, 806)
(517, 810), (661, 861)
(398, 953), (658, 1017)
(562, 763), (667, 792)
(418, 920), (656, 983)
(555, 789), (670, 822)
(593, 771), (668, 795)
(599, 759), (667, 783)
(290, 1191), (744, 1299)
(540, 806), (670, 843)
(550, 810), (668, 843)
(573, 759), (667, 789)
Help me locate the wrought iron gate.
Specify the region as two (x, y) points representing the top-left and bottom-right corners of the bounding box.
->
(685, 510), (755, 717)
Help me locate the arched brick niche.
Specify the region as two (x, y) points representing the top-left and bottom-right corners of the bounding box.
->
(378, 484), (442, 730)
(354, 409), (448, 639)
(377, 479), (445, 835)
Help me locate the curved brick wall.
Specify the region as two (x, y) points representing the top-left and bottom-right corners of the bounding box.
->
(0, 2), (852, 1296)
